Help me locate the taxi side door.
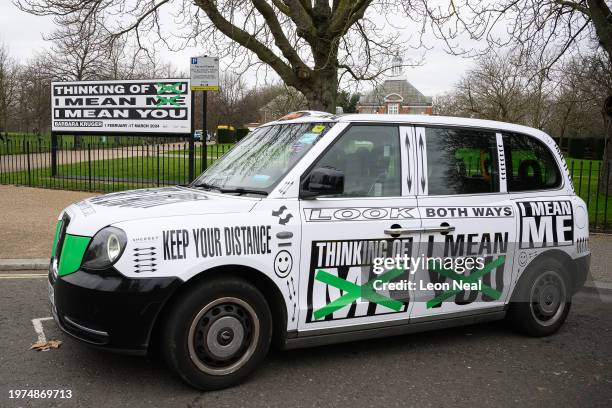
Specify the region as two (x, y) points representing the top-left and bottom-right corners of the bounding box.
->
(410, 125), (518, 321)
(296, 124), (421, 335)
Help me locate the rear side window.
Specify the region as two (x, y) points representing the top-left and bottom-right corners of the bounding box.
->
(425, 127), (499, 195)
(503, 133), (561, 191)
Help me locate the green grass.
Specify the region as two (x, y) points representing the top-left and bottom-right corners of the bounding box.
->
(0, 155), (218, 193)
(166, 143), (234, 156)
(566, 158), (611, 228)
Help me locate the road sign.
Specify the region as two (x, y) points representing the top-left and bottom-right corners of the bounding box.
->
(190, 56), (219, 91)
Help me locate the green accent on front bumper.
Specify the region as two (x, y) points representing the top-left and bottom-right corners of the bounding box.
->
(51, 220), (62, 258)
(58, 234), (91, 277)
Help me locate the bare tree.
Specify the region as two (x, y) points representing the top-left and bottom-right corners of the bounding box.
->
(413, 0), (612, 185)
(42, 18), (109, 81)
(441, 51), (530, 123)
(16, 0), (423, 112)
(0, 43), (19, 137)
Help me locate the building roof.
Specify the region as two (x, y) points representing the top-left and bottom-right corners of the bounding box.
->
(358, 79), (432, 107)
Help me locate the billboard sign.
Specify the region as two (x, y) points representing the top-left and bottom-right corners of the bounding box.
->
(190, 56), (219, 91)
(51, 79), (191, 134)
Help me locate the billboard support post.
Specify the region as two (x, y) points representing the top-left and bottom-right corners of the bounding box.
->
(188, 91), (195, 182)
(190, 55), (218, 175)
(202, 90), (207, 172)
(51, 131), (58, 177)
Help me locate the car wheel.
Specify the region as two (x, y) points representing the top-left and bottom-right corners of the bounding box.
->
(162, 276), (272, 390)
(507, 257), (572, 337)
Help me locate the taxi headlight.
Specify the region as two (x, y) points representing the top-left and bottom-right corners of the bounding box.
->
(82, 227), (127, 270)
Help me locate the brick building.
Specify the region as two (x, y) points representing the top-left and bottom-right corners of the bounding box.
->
(356, 56), (433, 115)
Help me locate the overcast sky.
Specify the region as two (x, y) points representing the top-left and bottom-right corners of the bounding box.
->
(0, 1), (476, 97)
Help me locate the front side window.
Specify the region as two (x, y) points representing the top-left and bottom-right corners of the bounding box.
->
(425, 127), (499, 195)
(503, 133), (561, 191)
(308, 125), (401, 197)
(192, 122), (334, 194)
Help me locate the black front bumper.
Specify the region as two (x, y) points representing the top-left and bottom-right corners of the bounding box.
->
(49, 261), (182, 354)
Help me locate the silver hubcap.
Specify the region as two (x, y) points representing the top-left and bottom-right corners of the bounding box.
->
(187, 297), (259, 376)
(530, 270), (566, 327)
(206, 316), (244, 359)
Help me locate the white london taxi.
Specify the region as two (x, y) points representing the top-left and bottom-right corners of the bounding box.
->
(49, 111), (590, 390)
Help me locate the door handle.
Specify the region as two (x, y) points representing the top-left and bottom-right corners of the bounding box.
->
(384, 225), (455, 236)
(422, 224), (456, 234)
(384, 227), (424, 236)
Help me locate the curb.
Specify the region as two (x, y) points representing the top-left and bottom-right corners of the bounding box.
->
(0, 259), (49, 271)
(582, 281), (612, 293)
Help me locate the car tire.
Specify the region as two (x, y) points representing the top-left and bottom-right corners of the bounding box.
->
(162, 276), (272, 390)
(507, 257), (572, 337)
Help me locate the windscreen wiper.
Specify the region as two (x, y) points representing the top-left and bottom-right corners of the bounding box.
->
(219, 188), (268, 196)
(191, 182), (222, 192)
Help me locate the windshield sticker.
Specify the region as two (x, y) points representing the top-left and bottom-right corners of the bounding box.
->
(252, 174), (271, 183)
(518, 201), (573, 248)
(306, 238), (412, 322)
(311, 125), (326, 133)
(298, 132), (319, 144)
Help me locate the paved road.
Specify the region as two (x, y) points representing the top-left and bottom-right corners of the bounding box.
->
(0, 273), (610, 408)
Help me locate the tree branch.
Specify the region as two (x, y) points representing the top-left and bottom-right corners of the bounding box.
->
(251, 0), (310, 73)
(194, 0), (296, 85)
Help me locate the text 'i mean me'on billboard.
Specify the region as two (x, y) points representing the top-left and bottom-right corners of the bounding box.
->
(51, 79), (191, 134)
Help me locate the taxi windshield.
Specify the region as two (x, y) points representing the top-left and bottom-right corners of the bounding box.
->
(191, 122), (335, 195)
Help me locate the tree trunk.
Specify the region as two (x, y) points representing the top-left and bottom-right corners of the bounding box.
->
(300, 65), (338, 113)
(599, 95), (612, 193)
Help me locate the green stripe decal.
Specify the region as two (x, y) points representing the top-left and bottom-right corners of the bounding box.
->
(51, 220), (62, 258)
(57, 235), (91, 277)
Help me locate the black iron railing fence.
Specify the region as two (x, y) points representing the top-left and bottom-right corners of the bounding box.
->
(0, 134), (610, 231)
(0, 135), (231, 193)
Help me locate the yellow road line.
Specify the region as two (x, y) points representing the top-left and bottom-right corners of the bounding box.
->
(0, 273), (47, 279)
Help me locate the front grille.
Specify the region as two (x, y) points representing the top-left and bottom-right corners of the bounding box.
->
(55, 213), (71, 263)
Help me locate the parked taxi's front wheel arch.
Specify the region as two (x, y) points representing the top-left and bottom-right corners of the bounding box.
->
(161, 276), (273, 390)
(507, 256), (572, 337)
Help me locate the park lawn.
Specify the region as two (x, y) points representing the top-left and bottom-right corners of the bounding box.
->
(165, 143), (234, 156)
(566, 158), (611, 228)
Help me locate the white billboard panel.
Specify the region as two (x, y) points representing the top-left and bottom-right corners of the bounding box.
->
(51, 79), (191, 134)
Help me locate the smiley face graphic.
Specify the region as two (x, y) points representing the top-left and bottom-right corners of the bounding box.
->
(274, 250), (293, 278)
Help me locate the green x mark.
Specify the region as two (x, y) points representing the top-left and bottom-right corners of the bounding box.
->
(313, 268), (405, 320)
(426, 256), (506, 309)
(156, 95), (181, 106)
(156, 82), (182, 94)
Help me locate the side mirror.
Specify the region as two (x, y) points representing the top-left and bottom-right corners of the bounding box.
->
(301, 167), (344, 199)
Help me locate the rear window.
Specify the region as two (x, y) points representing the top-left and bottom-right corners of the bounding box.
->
(425, 127), (499, 195)
(503, 133), (562, 191)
